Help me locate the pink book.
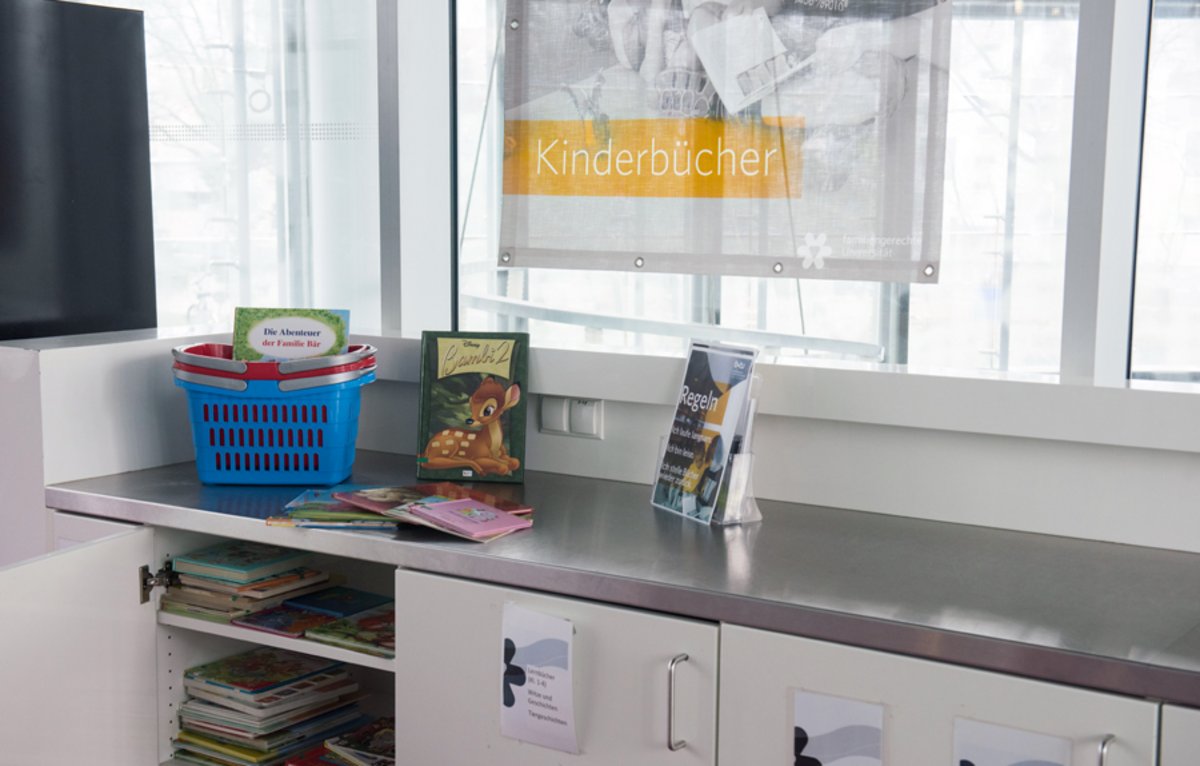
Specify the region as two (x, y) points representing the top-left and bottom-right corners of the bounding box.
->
(406, 498), (532, 540)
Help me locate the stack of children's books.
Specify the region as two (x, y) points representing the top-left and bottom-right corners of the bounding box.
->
(230, 586), (393, 654)
(328, 483), (534, 543)
(171, 647), (370, 766)
(265, 489), (403, 531)
(301, 604), (395, 659)
(162, 541), (332, 623)
(286, 717), (395, 766)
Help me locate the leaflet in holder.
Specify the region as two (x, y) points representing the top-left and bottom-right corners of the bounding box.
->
(651, 340), (762, 526)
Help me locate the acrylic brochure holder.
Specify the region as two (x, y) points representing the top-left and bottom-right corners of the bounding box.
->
(654, 381), (763, 527)
(711, 451), (762, 526)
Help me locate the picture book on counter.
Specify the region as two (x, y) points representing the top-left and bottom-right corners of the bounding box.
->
(233, 307), (350, 362)
(415, 331), (528, 483)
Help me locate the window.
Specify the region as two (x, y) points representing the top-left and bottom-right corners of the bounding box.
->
(80, 0), (382, 331)
(457, 0), (1079, 377)
(1131, 0), (1200, 381)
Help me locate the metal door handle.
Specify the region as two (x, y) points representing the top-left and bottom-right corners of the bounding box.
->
(668, 653), (689, 752)
(1098, 734), (1114, 766)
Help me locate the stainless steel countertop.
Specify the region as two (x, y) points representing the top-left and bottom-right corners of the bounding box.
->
(46, 451), (1200, 707)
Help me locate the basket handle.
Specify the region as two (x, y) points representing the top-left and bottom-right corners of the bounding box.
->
(277, 344), (377, 375)
(173, 369), (249, 392)
(174, 365), (375, 392)
(172, 345), (248, 374)
(277, 366), (376, 391)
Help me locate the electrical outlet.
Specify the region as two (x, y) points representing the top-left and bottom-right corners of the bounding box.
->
(539, 395), (569, 434)
(568, 399), (604, 439)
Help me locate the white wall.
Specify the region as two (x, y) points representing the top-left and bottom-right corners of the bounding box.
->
(5, 331), (1198, 564)
(356, 335), (1200, 555)
(0, 331), (219, 564)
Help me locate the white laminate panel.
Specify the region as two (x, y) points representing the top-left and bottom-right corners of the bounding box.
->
(0, 346), (48, 566)
(719, 624), (1159, 766)
(1161, 705), (1200, 765)
(0, 528), (159, 765)
(394, 569), (718, 765)
(52, 511), (137, 550)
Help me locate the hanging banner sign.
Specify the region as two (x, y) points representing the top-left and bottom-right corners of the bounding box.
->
(500, 0), (952, 283)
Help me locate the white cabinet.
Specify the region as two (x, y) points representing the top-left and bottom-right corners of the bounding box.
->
(1161, 705), (1200, 765)
(0, 527), (397, 766)
(393, 569), (719, 765)
(51, 510), (137, 550)
(0, 528), (161, 764)
(0, 518), (1182, 765)
(719, 624), (1159, 766)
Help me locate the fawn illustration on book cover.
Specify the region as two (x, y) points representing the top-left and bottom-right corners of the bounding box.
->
(416, 332), (528, 483)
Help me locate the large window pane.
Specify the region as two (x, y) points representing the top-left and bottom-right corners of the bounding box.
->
(458, 0), (1077, 376)
(1131, 0), (1200, 380)
(81, 0), (381, 331)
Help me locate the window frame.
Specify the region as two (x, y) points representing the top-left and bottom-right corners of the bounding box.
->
(385, 0), (1200, 456)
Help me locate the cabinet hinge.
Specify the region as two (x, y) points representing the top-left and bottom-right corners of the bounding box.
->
(140, 564), (176, 604)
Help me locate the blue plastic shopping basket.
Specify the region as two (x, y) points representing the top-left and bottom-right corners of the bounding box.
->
(174, 368), (375, 485)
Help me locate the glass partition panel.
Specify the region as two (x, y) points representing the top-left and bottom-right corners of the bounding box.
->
(1131, 0), (1200, 382)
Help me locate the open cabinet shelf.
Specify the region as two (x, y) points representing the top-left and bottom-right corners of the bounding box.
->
(0, 524), (400, 764)
(156, 610), (396, 673)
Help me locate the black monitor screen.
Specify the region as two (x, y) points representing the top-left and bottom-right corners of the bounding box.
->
(0, 0), (156, 341)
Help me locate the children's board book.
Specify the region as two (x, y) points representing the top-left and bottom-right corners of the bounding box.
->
(173, 542), (310, 584)
(287, 744), (359, 766)
(283, 586), (392, 618)
(231, 605), (339, 638)
(284, 486), (371, 511)
(184, 705), (365, 754)
(185, 647), (345, 696)
(406, 498), (532, 540)
(168, 578), (332, 611)
(233, 308), (350, 362)
(185, 675), (360, 719)
(177, 567), (330, 598)
(268, 490), (403, 528)
(651, 340), (758, 524)
(325, 717), (395, 766)
(411, 481), (533, 515)
(305, 606), (395, 659)
(331, 486), (432, 515)
(415, 331), (528, 483)
(182, 695), (365, 736)
(335, 483), (534, 517)
(174, 722), (360, 766)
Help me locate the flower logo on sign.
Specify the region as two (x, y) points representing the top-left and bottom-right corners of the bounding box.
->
(798, 233), (831, 270)
(502, 638), (526, 707)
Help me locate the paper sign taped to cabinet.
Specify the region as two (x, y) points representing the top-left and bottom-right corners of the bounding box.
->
(500, 603), (579, 754)
(792, 689), (883, 765)
(953, 718), (1070, 766)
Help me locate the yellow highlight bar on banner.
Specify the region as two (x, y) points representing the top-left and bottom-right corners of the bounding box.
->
(503, 118), (804, 199)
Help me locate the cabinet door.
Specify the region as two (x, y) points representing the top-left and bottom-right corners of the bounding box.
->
(0, 528), (160, 765)
(1161, 705), (1200, 765)
(720, 624), (1158, 766)
(51, 510), (137, 550)
(395, 569), (718, 765)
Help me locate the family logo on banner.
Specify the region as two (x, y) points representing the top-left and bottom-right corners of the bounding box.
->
(500, 0), (952, 283)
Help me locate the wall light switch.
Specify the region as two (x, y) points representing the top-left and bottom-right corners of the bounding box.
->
(540, 395), (569, 434)
(569, 398), (604, 439)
